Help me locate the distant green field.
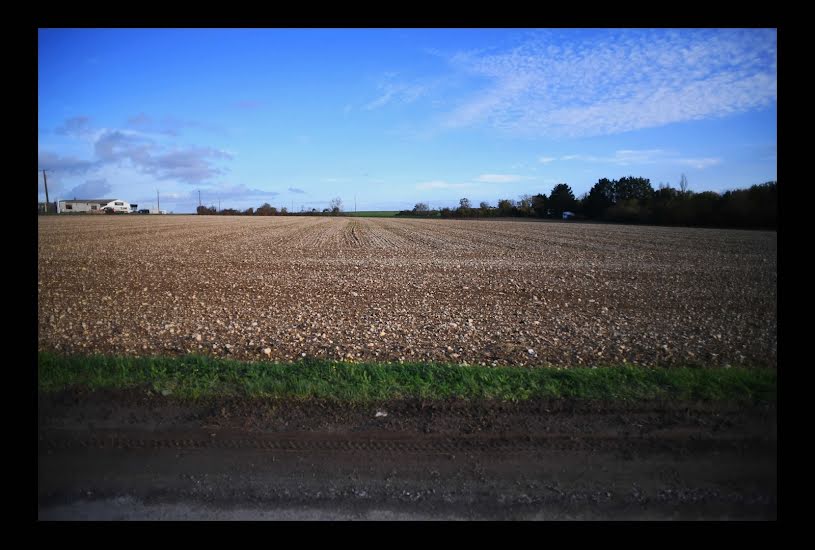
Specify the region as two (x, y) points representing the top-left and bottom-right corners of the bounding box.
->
(343, 211), (400, 217)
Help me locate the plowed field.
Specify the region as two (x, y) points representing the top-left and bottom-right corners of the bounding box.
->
(37, 216), (777, 368)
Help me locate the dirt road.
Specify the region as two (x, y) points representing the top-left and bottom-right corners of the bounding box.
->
(38, 392), (777, 520)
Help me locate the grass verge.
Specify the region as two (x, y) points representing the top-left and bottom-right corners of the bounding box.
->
(37, 352), (776, 403)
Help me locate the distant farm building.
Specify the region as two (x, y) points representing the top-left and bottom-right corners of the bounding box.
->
(57, 199), (136, 214)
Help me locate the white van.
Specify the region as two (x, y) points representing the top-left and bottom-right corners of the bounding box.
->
(100, 200), (131, 214)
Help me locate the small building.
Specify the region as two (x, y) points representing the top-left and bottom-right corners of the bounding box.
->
(562, 211), (575, 220)
(57, 199), (135, 214)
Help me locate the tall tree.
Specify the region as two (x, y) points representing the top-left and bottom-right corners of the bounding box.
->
(458, 197), (473, 217)
(497, 199), (514, 216)
(615, 176), (654, 203)
(679, 173), (689, 195)
(256, 203), (276, 216)
(548, 183), (577, 216)
(517, 194), (533, 216)
(531, 194), (548, 217)
(583, 178), (616, 218)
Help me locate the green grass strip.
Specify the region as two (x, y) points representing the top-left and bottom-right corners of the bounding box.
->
(37, 352), (776, 403)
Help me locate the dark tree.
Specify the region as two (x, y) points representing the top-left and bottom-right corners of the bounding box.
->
(614, 176), (654, 204)
(458, 198), (473, 217)
(548, 183), (577, 217)
(256, 203), (277, 216)
(517, 195), (533, 216)
(497, 199), (514, 217)
(531, 194), (548, 217)
(583, 178), (616, 219)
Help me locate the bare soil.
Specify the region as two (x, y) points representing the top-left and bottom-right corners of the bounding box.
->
(37, 216), (777, 368)
(38, 391), (777, 520)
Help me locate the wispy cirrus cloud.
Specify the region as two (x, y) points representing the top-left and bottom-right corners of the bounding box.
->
(364, 72), (435, 111)
(557, 149), (722, 169)
(443, 29), (777, 138)
(288, 187), (307, 194)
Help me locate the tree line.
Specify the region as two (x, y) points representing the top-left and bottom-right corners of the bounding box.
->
(197, 197), (344, 216)
(398, 176), (777, 229)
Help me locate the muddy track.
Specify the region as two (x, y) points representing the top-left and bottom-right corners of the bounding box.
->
(38, 391), (777, 520)
(39, 429), (771, 454)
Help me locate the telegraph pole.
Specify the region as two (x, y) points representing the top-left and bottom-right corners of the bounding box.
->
(156, 189), (160, 212)
(354, 194), (357, 213)
(42, 170), (50, 212)
(198, 190), (201, 207)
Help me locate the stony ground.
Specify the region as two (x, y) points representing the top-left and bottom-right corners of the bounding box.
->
(37, 216), (777, 368)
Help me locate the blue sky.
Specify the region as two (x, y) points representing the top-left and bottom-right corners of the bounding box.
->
(38, 28), (777, 213)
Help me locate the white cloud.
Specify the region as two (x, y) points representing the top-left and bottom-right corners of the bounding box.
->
(475, 174), (525, 183)
(538, 156), (556, 164)
(559, 149), (722, 169)
(676, 157), (722, 169)
(365, 82), (429, 111)
(443, 29), (776, 137)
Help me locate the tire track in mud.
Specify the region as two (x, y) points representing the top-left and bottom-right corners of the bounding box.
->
(39, 430), (771, 455)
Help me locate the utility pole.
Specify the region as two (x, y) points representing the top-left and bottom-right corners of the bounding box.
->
(198, 190), (201, 207)
(354, 194), (357, 213)
(218, 199), (221, 212)
(157, 189), (160, 213)
(42, 170), (50, 212)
